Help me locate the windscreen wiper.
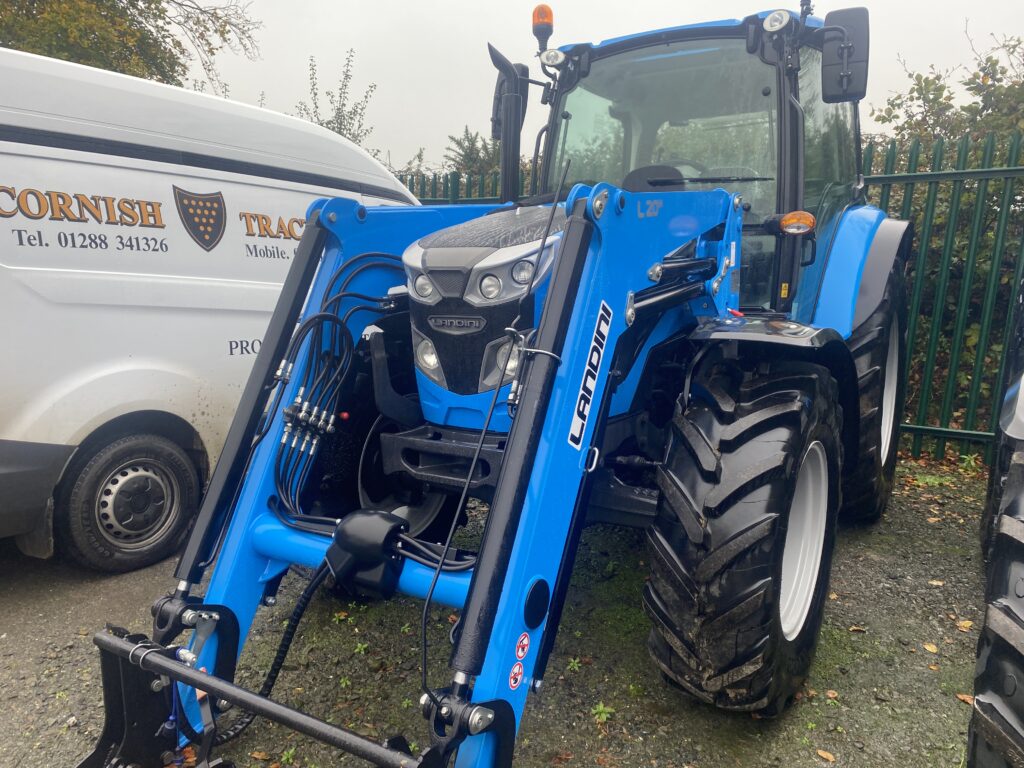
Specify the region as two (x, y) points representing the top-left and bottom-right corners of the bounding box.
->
(647, 176), (774, 187)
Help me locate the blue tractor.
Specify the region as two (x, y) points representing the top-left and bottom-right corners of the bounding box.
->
(79, 4), (913, 767)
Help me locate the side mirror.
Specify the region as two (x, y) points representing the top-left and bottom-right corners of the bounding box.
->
(489, 44), (529, 141)
(820, 7), (869, 103)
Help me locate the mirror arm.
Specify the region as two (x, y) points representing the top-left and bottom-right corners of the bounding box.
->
(818, 25), (852, 93)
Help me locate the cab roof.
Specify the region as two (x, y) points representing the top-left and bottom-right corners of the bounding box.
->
(563, 10), (822, 53)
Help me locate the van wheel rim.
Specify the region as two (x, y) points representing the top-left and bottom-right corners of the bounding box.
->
(95, 460), (179, 550)
(779, 441), (828, 641)
(880, 317), (900, 464)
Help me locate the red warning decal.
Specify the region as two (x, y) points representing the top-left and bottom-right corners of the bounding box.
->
(509, 661), (524, 690)
(515, 632), (530, 660)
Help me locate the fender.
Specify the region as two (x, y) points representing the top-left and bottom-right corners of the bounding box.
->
(688, 316), (860, 478)
(851, 218), (913, 329)
(809, 206), (910, 338)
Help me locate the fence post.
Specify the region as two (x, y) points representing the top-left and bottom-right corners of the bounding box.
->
(878, 140), (897, 211)
(449, 172), (460, 204)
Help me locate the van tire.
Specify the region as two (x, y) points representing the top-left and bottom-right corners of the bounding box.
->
(643, 357), (842, 715)
(56, 434), (199, 572)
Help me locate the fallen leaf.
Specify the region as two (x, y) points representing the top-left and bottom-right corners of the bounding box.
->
(551, 751), (574, 765)
(826, 690), (839, 700)
(848, 625), (867, 633)
(928, 664), (940, 671)
(956, 693), (974, 706)
(817, 749), (836, 762)
(927, 517), (941, 523)
(924, 643), (939, 654)
(928, 579), (945, 586)
(957, 620), (974, 632)
(448, 614), (459, 624)
(828, 591), (839, 600)
(250, 752), (271, 761)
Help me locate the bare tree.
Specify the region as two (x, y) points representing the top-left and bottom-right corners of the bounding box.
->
(295, 52), (377, 147)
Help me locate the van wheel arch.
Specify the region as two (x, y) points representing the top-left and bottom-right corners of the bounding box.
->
(61, 410), (210, 491)
(49, 411), (209, 569)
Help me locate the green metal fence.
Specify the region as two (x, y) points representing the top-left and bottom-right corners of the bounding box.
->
(864, 133), (1024, 458)
(399, 132), (1024, 459)
(396, 171), (506, 204)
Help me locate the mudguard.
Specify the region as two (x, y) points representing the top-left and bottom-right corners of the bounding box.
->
(852, 218), (914, 329)
(688, 316), (860, 477)
(810, 206), (911, 339)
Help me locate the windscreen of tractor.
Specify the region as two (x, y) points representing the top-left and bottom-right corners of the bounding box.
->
(547, 36), (779, 224)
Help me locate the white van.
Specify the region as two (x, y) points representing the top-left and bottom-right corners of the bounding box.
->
(0, 48), (415, 571)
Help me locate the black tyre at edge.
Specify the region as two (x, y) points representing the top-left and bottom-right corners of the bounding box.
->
(643, 355), (842, 715)
(981, 434), (1024, 567)
(55, 433), (200, 572)
(968, 438), (1024, 767)
(841, 260), (908, 524)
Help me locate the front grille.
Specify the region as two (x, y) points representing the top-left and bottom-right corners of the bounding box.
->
(429, 269), (467, 298)
(410, 295), (521, 395)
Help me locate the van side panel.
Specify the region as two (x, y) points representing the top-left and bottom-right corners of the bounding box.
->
(0, 141), (393, 535)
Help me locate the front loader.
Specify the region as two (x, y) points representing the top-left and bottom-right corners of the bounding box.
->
(77, 4), (913, 767)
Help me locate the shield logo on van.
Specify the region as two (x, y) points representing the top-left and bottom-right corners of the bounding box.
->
(173, 187), (226, 251)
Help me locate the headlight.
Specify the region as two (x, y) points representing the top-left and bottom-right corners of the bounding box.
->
(496, 339), (520, 377)
(416, 338), (439, 371)
(414, 274), (435, 299)
(463, 233), (560, 307)
(480, 274), (502, 300)
(511, 260), (535, 285)
(479, 336), (524, 390)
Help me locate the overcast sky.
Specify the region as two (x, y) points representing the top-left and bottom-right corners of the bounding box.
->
(207, 1), (1024, 168)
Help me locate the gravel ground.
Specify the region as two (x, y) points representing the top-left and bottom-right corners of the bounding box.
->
(0, 460), (985, 768)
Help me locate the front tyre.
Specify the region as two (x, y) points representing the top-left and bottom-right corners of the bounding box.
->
(56, 434), (200, 572)
(643, 356), (842, 715)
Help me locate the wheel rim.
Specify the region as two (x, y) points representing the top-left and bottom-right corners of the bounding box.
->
(358, 416), (449, 537)
(880, 317), (900, 464)
(94, 459), (180, 550)
(779, 441), (829, 641)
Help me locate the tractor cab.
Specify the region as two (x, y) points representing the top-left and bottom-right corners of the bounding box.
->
(403, 5), (870, 433)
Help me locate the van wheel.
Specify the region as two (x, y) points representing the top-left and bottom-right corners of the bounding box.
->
(56, 434), (199, 572)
